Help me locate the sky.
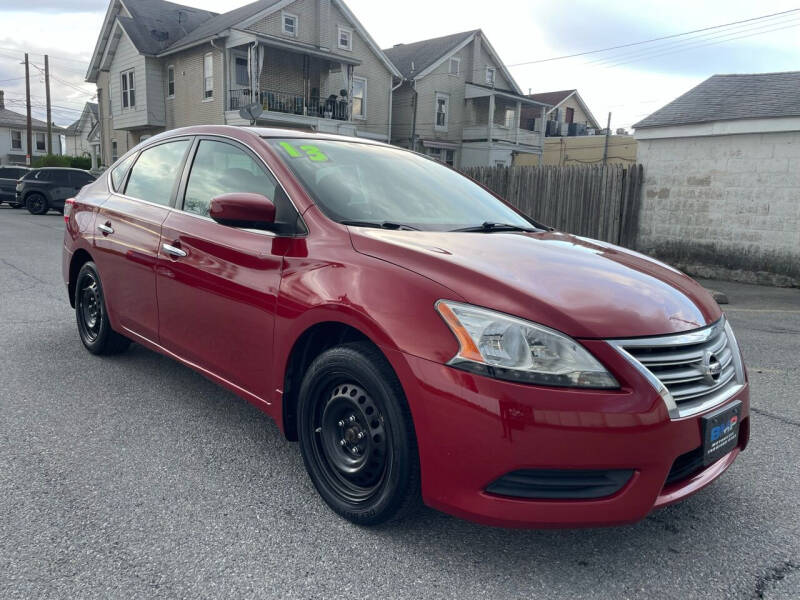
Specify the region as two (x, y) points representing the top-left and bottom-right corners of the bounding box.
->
(0, 0), (798, 130)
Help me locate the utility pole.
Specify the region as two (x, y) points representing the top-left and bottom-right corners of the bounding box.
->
(602, 111), (611, 166)
(24, 53), (32, 166)
(45, 55), (53, 155)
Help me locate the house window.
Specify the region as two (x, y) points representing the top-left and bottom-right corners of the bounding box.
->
(427, 147), (455, 167)
(338, 26), (352, 50)
(504, 108), (515, 129)
(352, 76), (366, 119)
(203, 53), (214, 99)
(435, 92), (449, 130)
(121, 69), (135, 108)
(35, 132), (46, 151)
(565, 107), (574, 124)
(111, 140), (118, 162)
(10, 130), (22, 150)
(486, 66), (496, 85)
(449, 57), (460, 76)
(235, 56), (249, 86)
(282, 12), (298, 37)
(167, 65), (175, 98)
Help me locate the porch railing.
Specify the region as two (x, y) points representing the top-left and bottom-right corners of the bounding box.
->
(229, 89), (349, 121)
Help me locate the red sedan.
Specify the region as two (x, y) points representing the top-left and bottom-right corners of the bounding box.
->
(62, 126), (749, 528)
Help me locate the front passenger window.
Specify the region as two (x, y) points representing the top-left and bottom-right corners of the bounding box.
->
(125, 140), (191, 206)
(183, 139), (277, 218)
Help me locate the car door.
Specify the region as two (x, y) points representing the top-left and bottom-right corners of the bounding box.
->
(93, 138), (193, 342)
(156, 137), (296, 401)
(68, 171), (95, 197)
(47, 170), (73, 204)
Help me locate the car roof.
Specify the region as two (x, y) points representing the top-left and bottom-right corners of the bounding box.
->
(142, 125), (388, 148)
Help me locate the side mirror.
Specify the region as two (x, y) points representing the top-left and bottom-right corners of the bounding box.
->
(209, 193), (276, 229)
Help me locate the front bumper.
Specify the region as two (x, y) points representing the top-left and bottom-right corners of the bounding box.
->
(385, 341), (749, 529)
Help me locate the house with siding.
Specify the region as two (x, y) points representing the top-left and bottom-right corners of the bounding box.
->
(64, 102), (100, 165)
(522, 89), (600, 137)
(0, 90), (64, 165)
(86, 0), (400, 167)
(383, 30), (548, 168)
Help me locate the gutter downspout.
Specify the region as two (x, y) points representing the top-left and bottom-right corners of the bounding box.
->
(410, 79), (418, 152)
(388, 78), (403, 144)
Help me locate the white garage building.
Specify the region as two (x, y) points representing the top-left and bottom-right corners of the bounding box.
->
(633, 71), (800, 286)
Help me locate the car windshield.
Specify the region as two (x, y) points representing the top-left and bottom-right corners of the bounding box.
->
(266, 138), (535, 231)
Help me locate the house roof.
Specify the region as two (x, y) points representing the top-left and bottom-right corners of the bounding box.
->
(383, 30), (477, 79)
(161, 0), (281, 54)
(0, 106), (65, 132)
(120, 0), (217, 55)
(65, 103), (99, 136)
(634, 71), (800, 129)
(527, 89), (575, 107)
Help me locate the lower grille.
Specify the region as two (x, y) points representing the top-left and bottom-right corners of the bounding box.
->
(486, 469), (633, 499)
(608, 318), (745, 418)
(664, 447), (704, 486)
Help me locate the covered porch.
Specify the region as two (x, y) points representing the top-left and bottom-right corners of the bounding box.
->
(462, 83), (548, 150)
(224, 31), (360, 132)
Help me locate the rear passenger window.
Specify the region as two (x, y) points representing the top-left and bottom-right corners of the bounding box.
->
(110, 154), (136, 191)
(183, 140), (277, 217)
(125, 140), (191, 206)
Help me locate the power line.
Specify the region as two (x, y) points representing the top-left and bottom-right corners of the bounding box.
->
(505, 7), (800, 68)
(593, 21), (800, 70)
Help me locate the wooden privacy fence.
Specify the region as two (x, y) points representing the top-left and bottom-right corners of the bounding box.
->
(461, 164), (644, 247)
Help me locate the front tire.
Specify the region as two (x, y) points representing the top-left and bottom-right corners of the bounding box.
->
(297, 342), (421, 525)
(75, 261), (130, 355)
(26, 193), (48, 215)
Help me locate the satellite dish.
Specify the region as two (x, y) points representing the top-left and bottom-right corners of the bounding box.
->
(239, 102), (263, 125)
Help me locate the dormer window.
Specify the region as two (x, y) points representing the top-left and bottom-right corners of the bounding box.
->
(282, 12), (298, 37)
(338, 26), (353, 51)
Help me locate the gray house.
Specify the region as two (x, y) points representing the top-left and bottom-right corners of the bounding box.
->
(634, 71), (800, 286)
(384, 30), (548, 168)
(86, 0), (400, 167)
(0, 91), (64, 165)
(64, 102), (99, 165)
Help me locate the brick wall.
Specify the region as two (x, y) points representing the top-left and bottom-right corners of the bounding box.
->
(637, 132), (800, 286)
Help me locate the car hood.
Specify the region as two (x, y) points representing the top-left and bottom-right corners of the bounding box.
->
(349, 229), (721, 339)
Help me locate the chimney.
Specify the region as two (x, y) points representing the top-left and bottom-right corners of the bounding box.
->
(0, 90), (4, 110)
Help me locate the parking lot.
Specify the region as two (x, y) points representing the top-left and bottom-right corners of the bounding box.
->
(0, 207), (798, 600)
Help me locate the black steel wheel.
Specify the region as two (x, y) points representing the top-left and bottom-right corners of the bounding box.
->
(25, 193), (48, 215)
(74, 261), (130, 355)
(297, 342), (421, 525)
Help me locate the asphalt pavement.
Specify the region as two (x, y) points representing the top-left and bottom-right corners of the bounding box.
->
(1, 206), (798, 600)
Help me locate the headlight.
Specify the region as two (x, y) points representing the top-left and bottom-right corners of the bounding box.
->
(435, 301), (618, 389)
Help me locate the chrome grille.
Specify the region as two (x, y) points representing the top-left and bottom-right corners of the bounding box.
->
(608, 319), (745, 419)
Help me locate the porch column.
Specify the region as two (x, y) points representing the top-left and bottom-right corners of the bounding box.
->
(487, 93), (495, 144)
(91, 145), (98, 170)
(540, 105), (546, 150)
(515, 100), (522, 144)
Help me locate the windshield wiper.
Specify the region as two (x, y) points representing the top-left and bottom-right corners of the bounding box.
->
(341, 220), (420, 231)
(451, 222), (538, 233)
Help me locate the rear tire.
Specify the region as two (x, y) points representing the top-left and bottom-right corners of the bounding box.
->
(26, 193), (48, 215)
(75, 261), (130, 355)
(297, 342), (421, 525)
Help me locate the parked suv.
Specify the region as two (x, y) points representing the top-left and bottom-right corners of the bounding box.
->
(17, 167), (95, 215)
(62, 126), (749, 528)
(0, 165), (29, 207)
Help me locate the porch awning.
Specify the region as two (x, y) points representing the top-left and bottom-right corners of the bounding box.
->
(465, 83), (550, 107)
(232, 29), (362, 66)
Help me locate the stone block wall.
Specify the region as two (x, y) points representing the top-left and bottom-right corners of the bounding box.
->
(636, 132), (800, 286)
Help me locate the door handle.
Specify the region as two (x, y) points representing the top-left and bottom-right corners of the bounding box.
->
(97, 223), (114, 235)
(162, 243), (187, 258)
